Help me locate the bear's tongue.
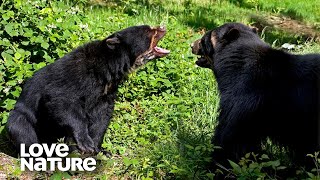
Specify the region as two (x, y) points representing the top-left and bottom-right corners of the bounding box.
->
(154, 46), (170, 54)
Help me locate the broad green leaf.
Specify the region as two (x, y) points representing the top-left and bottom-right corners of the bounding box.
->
(41, 42), (50, 49)
(228, 160), (242, 174)
(21, 41), (29, 45)
(14, 52), (21, 59)
(123, 157), (131, 166)
(1, 52), (13, 61)
(11, 89), (21, 97)
(2, 99), (16, 110)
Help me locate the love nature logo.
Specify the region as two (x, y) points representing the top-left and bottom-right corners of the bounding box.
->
(20, 144), (96, 171)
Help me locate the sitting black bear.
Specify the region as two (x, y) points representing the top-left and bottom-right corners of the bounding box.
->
(6, 25), (170, 154)
(191, 22), (320, 166)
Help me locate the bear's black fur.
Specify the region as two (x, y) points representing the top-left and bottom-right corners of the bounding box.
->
(6, 25), (169, 154)
(192, 23), (320, 166)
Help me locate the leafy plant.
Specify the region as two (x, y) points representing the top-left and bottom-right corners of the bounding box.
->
(0, 0), (92, 129)
(218, 153), (287, 179)
(306, 152), (320, 179)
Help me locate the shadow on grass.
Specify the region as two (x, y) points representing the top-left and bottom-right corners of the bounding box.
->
(180, 7), (219, 30)
(262, 29), (307, 46)
(89, 0), (318, 45)
(228, 0), (304, 22)
(89, 0), (219, 30)
(147, 126), (214, 179)
(118, 0), (310, 44)
(167, 119), (215, 178)
(280, 9), (304, 22)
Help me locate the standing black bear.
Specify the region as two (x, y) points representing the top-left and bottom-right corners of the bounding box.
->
(6, 25), (170, 154)
(191, 23), (320, 166)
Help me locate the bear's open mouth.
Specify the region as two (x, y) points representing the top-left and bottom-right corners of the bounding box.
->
(195, 56), (210, 68)
(195, 53), (211, 68)
(196, 56), (206, 64)
(194, 50), (209, 68)
(134, 26), (170, 67)
(150, 26), (170, 58)
(191, 39), (211, 68)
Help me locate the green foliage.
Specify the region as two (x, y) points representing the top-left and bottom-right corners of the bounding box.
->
(224, 153), (286, 179)
(49, 171), (71, 180)
(306, 152), (320, 179)
(220, 152), (320, 179)
(0, 0), (92, 127)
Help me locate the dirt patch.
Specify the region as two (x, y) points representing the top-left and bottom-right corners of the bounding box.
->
(0, 153), (36, 180)
(250, 14), (320, 42)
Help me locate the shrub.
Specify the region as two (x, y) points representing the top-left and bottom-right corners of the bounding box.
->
(0, 0), (92, 131)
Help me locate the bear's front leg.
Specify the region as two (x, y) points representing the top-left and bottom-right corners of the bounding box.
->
(71, 122), (97, 154)
(88, 99), (115, 153)
(46, 98), (97, 154)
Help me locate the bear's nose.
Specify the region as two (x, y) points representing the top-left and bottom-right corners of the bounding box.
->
(190, 42), (194, 48)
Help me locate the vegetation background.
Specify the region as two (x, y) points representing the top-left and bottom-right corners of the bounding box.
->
(0, 0), (319, 179)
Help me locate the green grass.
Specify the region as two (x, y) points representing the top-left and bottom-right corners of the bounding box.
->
(79, 4), (219, 179)
(1, 0), (320, 179)
(248, 0), (320, 25)
(78, 0), (320, 179)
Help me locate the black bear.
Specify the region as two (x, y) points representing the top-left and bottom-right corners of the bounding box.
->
(6, 25), (170, 154)
(191, 23), (320, 166)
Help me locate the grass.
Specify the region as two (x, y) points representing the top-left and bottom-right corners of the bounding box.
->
(79, 0), (320, 179)
(1, 0), (320, 179)
(247, 0), (320, 25)
(79, 4), (220, 178)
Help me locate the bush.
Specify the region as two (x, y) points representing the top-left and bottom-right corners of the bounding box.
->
(0, 0), (92, 131)
(218, 152), (320, 179)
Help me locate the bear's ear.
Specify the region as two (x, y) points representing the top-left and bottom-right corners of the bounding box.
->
(224, 28), (240, 41)
(106, 36), (120, 50)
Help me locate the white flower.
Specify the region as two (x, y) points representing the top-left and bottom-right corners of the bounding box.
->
(68, 6), (81, 14)
(79, 23), (88, 29)
(3, 87), (10, 94)
(47, 24), (57, 29)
